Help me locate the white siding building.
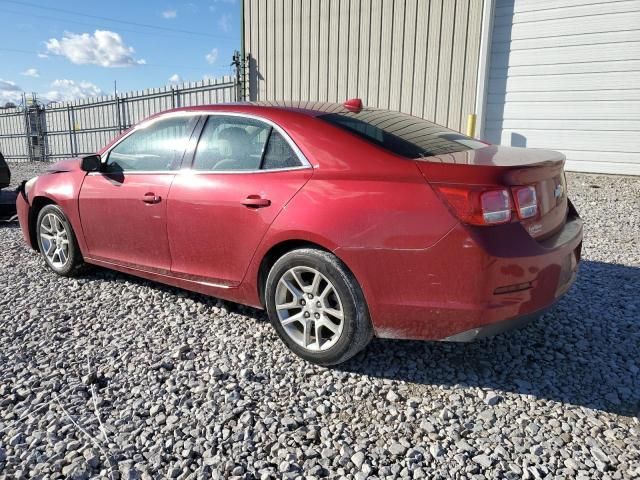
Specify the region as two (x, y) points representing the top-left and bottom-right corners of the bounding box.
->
(482, 0), (640, 175)
(243, 0), (640, 175)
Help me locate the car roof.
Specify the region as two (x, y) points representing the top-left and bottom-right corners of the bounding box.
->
(99, 101), (358, 156)
(162, 101), (357, 118)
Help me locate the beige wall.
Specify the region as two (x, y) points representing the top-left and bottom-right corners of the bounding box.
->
(243, 0), (485, 132)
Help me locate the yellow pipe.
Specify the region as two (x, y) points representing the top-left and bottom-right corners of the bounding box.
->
(466, 113), (477, 138)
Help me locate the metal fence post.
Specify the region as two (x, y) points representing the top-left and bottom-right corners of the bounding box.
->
(66, 105), (75, 157)
(22, 93), (33, 162)
(121, 97), (128, 130)
(115, 95), (123, 133)
(71, 106), (78, 156)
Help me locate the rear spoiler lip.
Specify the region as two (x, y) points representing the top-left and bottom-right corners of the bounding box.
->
(415, 157), (565, 186)
(414, 145), (566, 186)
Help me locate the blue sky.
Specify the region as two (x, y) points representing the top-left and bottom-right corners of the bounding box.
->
(0, 0), (240, 105)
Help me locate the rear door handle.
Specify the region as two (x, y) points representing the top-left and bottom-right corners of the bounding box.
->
(241, 195), (271, 208)
(142, 193), (162, 204)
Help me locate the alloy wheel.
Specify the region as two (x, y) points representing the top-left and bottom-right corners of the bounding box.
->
(274, 266), (345, 351)
(39, 213), (70, 269)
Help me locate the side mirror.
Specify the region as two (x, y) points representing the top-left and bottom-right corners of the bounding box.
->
(80, 154), (102, 172)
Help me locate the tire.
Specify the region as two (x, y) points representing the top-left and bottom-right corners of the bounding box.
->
(265, 248), (373, 365)
(36, 204), (84, 277)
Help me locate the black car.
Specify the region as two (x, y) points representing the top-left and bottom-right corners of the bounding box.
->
(0, 151), (17, 220)
(0, 151), (10, 189)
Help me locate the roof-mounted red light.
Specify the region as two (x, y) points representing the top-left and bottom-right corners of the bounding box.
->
(343, 98), (363, 113)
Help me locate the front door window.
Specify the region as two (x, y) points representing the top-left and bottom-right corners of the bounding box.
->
(106, 115), (198, 172)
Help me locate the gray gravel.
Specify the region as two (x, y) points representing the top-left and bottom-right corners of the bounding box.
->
(1, 161), (639, 479)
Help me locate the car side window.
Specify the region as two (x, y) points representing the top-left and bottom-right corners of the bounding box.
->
(192, 116), (269, 171)
(106, 116), (197, 172)
(261, 130), (302, 169)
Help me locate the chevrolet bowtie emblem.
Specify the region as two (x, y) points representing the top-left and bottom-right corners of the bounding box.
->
(554, 184), (564, 199)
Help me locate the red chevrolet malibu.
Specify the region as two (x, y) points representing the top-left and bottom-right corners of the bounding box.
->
(17, 100), (582, 365)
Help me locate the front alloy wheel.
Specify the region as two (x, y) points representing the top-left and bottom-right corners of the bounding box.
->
(36, 204), (84, 276)
(39, 212), (70, 269)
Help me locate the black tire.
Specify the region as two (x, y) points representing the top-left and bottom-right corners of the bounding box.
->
(36, 204), (84, 277)
(265, 248), (373, 365)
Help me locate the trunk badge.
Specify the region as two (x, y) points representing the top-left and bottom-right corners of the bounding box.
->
(528, 223), (543, 236)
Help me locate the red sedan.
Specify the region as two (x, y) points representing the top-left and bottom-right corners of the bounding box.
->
(16, 100), (582, 365)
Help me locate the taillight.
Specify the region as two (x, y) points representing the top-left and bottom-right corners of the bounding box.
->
(433, 183), (541, 226)
(513, 186), (538, 219)
(433, 185), (512, 226)
(480, 190), (512, 224)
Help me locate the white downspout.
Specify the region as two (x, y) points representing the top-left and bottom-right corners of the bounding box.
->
(475, 0), (496, 140)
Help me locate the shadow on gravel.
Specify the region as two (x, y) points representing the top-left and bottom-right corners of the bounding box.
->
(338, 260), (640, 417)
(0, 221), (19, 228)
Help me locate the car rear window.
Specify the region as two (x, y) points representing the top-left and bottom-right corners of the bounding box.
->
(319, 110), (486, 158)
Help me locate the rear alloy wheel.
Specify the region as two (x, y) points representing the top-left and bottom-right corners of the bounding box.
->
(265, 248), (372, 365)
(36, 204), (84, 277)
(275, 266), (345, 352)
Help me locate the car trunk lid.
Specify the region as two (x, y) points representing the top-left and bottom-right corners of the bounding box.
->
(415, 145), (568, 240)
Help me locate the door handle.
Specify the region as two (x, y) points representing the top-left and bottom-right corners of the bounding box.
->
(142, 193), (162, 204)
(241, 195), (271, 208)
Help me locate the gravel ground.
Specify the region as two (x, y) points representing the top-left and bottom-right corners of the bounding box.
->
(1, 161), (639, 480)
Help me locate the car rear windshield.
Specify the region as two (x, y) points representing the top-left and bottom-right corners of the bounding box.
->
(319, 110), (486, 158)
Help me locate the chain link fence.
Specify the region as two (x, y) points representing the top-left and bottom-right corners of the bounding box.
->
(0, 75), (238, 163)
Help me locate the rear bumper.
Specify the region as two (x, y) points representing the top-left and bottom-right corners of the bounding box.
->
(338, 202), (583, 341)
(442, 303), (556, 342)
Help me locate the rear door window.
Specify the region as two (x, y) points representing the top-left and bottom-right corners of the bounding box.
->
(320, 110), (486, 158)
(193, 116), (269, 171)
(192, 115), (303, 171)
(261, 130), (302, 170)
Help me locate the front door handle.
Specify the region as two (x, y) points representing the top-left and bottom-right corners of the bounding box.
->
(142, 193), (162, 204)
(241, 195), (271, 208)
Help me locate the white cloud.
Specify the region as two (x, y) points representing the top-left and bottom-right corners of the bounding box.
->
(217, 13), (232, 32)
(21, 68), (39, 77)
(45, 30), (145, 68)
(44, 79), (105, 103)
(205, 48), (218, 65)
(162, 9), (177, 19)
(37, 53), (49, 59)
(0, 79), (23, 104)
(168, 73), (182, 84)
